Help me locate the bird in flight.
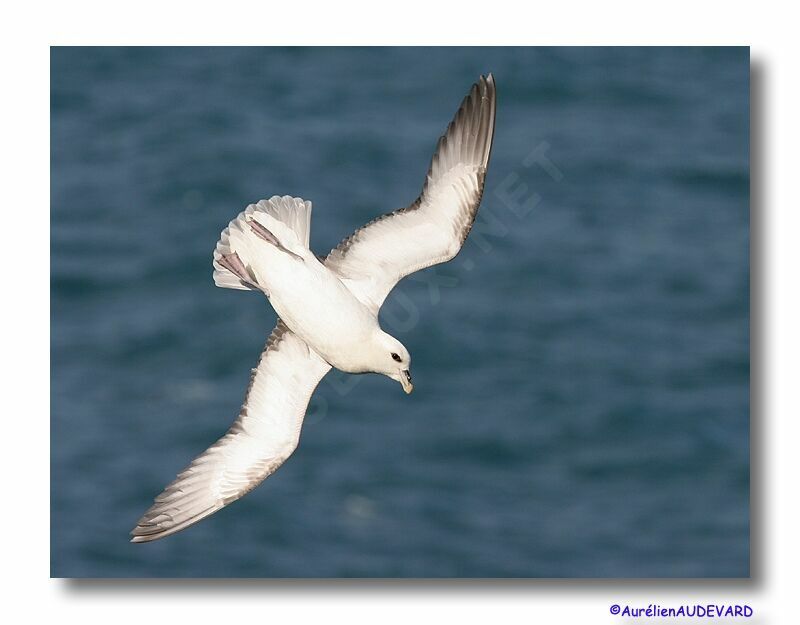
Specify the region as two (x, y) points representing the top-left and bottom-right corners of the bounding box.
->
(131, 74), (496, 542)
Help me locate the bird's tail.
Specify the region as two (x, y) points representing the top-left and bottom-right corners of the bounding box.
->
(212, 196), (313, 291)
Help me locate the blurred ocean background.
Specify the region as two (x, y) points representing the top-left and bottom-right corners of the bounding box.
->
(51, 47), (749, 578)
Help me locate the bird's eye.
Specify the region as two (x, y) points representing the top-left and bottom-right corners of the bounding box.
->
(391, 352), (401, 362)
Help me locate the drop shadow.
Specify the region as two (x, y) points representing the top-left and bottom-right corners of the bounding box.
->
(748, 54), (764, 588)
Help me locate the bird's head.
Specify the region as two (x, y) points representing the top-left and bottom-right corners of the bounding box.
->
(372, 330), (413, 394)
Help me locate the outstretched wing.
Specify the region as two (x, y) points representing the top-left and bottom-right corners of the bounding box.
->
(130, 321), (331, 542)
(325, 74), (496, 312)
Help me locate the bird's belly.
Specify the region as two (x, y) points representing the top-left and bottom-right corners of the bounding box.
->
(263, 262), (375, 369)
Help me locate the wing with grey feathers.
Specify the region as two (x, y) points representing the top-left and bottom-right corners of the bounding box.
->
(130, 321), (331, 542)
(325, 74), (496, 312)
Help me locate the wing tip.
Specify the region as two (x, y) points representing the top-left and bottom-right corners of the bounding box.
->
(478, 73), (496, 100)
(129, 503), (220, 544)
(129, 522), (165, 544)
(481, 73), (497, 168)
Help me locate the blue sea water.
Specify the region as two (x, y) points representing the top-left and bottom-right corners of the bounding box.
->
(51, 47), (749, 578)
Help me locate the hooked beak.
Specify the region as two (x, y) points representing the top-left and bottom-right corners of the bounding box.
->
(400, 369), (413, 394)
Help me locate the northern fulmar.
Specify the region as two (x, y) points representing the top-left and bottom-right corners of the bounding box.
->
(131, 74), (496, 542)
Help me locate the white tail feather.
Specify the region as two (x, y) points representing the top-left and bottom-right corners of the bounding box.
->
(212, 195), (313, 291)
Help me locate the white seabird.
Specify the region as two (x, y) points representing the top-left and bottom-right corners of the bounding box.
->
(131, 74), (496, 542)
